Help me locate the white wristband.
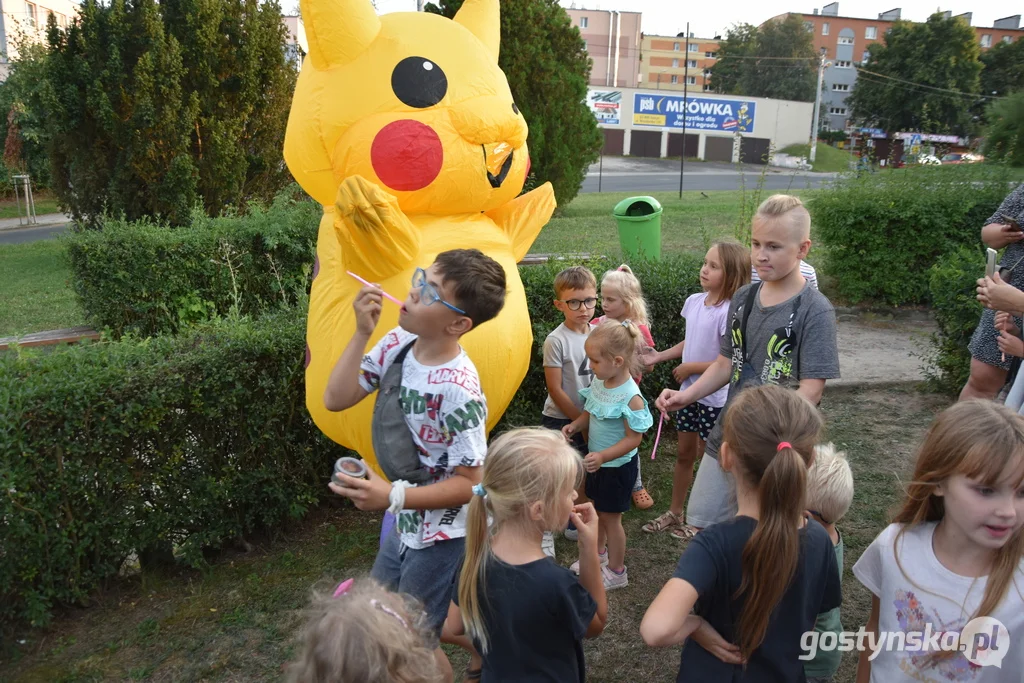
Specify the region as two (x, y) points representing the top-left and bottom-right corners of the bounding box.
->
(388, 480), (413, 516)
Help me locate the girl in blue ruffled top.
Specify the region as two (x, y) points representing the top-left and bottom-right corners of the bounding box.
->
(563, 319), (653, 590)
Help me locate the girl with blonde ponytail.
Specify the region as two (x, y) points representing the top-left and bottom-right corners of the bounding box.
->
(641, 385), (841, 680)
(445, 428), (607, 682)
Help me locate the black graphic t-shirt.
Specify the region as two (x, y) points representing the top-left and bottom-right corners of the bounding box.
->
(705, 282), (839, 459)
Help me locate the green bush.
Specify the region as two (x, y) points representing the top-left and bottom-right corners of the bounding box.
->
(501, 254), (705, 427)
(925, 247), (986, 393)
(0, 310), (346, 628)
(812, 166), (1014, 305)
(64, 187), (320, 337)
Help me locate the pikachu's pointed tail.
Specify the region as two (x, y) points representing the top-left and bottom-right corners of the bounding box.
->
(486, 182), (556, 263)
(333, 175), (421, 281)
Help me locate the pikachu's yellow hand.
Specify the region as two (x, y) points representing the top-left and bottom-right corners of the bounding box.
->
(334, 175), (420, 281)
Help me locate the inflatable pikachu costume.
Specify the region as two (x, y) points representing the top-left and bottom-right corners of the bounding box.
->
(284, 0), (556, 476)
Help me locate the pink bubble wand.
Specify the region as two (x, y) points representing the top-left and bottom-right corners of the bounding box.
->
(650, 413), (664, 460)
(346, 271), (404, 306)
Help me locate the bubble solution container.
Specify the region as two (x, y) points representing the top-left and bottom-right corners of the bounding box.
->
(334, 457), (369, 482)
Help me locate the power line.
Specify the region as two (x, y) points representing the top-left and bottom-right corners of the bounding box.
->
(854, 65), (1002, 101)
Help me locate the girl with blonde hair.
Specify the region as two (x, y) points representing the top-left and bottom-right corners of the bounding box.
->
(593, 264), (657, 509)
(854, 400), (1024, 681)
(446, 428), (607, 682)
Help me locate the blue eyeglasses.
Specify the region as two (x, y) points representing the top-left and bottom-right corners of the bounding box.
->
(412, 267), (466, 315)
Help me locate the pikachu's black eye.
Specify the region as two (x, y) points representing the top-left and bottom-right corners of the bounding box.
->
(392, 57), (447, 109)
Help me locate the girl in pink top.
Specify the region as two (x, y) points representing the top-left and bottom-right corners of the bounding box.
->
(642, 242), (750, 540)
(592, 264), (657, 509)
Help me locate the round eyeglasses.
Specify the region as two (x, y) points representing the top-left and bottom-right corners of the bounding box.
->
(412, 268), (466, 315)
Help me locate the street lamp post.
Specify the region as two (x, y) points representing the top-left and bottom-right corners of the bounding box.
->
(810, 51), (832, 164)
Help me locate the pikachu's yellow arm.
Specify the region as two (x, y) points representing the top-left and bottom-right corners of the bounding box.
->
(485, 182), (556, 262)
(333, 175), (421, 282)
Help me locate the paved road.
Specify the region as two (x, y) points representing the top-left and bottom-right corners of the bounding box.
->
(582, 156), (839, 193)
(0, 222), (69, 245)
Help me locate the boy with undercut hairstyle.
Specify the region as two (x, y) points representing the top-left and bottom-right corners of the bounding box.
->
(656, 194), (840, 530)
(804, 442), (854, 683)
(325, 248), (506, 682)
(541, 265), (597, 554)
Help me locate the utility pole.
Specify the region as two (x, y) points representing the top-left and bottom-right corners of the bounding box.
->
(417, 0), (424, 10)
(679, 21), (689, 199)
(810, 51), (828, 164)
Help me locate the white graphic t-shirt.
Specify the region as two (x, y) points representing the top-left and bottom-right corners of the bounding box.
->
(359, 327), (487, 550)
(853, 522), (1024, 682)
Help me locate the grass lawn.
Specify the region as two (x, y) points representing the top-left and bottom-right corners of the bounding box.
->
(780, 143), (854, 174)
(0, 189), (820, 338)
(0, 385), (950, 683)
(0, 239), (84, 338)
(0, 193), (61, 220)
(532, 189), (819, 259)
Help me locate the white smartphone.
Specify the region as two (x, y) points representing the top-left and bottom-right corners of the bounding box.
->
(987, 248), (998, 278)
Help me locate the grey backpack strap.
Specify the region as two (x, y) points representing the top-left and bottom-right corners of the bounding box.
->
(372, 340), (432, 484)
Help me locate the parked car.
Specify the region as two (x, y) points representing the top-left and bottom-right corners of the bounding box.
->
(940, 153), (983, 164)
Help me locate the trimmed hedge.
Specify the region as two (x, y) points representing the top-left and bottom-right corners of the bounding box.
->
(926, 247), (986, 394)
(2, 254), (704, 628)
(812, 166), (1014, 305)
(64, 186), (321, 337)
(1, 311), (346, 628)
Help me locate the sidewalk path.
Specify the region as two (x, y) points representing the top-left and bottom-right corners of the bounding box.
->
(0, 212), (71, 231)
(832, 309), (935, 387)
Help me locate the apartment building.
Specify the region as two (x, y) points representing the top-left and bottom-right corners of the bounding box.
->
(566, 7), (642, 88)
(767, 3), (1024, 131)
(0, 0), (76, 78)
(281, 15), (308, 68)
(640, 34), (719, 93)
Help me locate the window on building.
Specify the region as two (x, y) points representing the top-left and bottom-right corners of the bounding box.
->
(1003, 36), (1013, 44)
(832, 83), (849, 91)
(703, 84), (713, 91)
(686, 76), (697, 85)
(26, 1), (37, 27)
(981, 34), (992, 47)
(688, 43), (698, 52)
(672, 58), (679, 67)
(822, 22), (830, 35)
(865, 26), (877, 39)
(705, 51), (716, 58)
(579, 16), (588, 29)
(829, 107), (847, 115)
(671, 75), (678, 84)
(862, 51), (870, 63)
(687, 59), (697, 68)
(703, 69), (712, 77)
(838, 36), (854, 45)
(804, 21), (813, 32)
(673, 42), (680, 51)
(58, 13), (65, 28)
(835, 60), (852, 68)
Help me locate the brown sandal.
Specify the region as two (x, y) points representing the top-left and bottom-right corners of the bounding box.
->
(642, 511), (683, 533)
(670, 524), (700, 541)
(632, 488), (654, 510)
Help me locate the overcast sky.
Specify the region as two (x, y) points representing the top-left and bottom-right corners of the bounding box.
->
(372, 0), (1022, 40)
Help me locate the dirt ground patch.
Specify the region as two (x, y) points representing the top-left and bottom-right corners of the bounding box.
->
(1, 386), (951, 683)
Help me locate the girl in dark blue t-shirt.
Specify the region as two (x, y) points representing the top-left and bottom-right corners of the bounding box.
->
(445, 428), (608, 682)
(641, 385), (842, 682)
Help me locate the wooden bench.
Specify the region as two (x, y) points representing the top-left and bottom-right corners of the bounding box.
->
(0, 326), (100, 351)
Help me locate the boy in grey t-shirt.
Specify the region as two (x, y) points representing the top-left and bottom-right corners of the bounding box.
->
(655, 195), (840, 529)
(541, 266), (597, 454)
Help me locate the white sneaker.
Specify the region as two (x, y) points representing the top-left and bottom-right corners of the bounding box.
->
(601, 564), (628, 590)
(541, 531), (556, 560)
(569, 549), (608, 575)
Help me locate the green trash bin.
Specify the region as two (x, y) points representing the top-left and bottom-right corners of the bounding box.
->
(613, 196), (663, 261)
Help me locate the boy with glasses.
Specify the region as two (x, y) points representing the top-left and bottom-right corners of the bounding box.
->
(325, 249), (506, 682)
(541, 266), (598, 553)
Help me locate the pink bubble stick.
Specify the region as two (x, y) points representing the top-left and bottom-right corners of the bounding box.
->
(650, 413), (664, 460)
(346, 271), (403, 306)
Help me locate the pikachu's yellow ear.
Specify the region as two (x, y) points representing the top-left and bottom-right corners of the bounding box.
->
(300, 0), (381, 70)
(454, 0), (500, 63)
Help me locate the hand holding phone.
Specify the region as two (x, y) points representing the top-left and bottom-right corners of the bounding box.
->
(1002, 214), (1022, 232)
(987, 248), (998, 279)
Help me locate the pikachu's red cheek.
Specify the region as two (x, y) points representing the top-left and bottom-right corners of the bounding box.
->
(370, 120), (443, 192)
